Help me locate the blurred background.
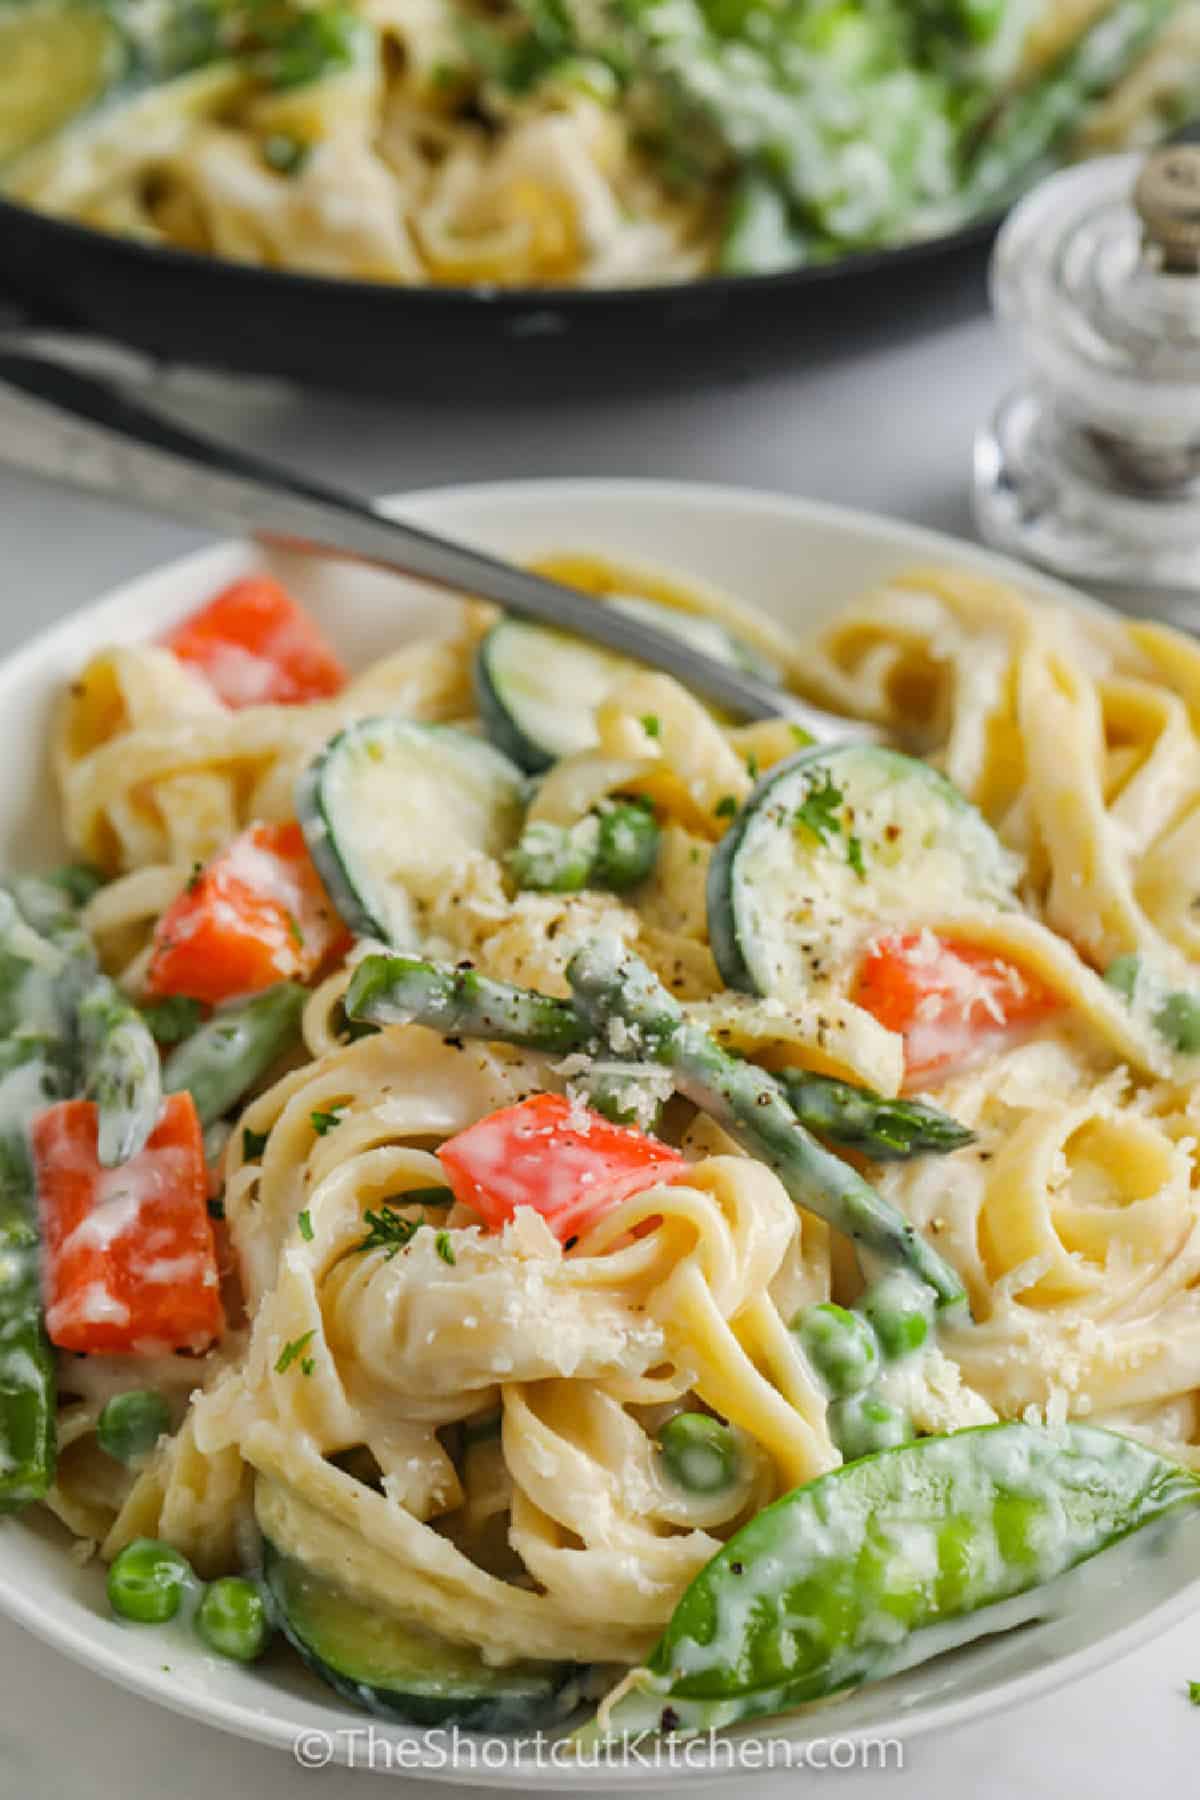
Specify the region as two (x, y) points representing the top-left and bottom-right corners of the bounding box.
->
(1, 0), (1198, 397)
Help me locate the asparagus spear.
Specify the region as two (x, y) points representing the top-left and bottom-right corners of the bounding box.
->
(777, 1070), (974, 1160)
(164, 982), (307, 1127)
(345, 954), (972, 1162)
(11, 875), (161, 1167)
(345, 955), (581, 1056)
(963, 0), (1178, 209)
(566, 939), (966, 1309)
(345, 955), (666, 1128)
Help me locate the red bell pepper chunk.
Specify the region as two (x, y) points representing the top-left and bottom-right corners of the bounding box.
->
(146, 821), (345, 1006)
(164, 575), (346, 708)
(34, 1093), (223, 1355)
(438, 1093), (686, 1244)
(853, 930), (1061, 1085)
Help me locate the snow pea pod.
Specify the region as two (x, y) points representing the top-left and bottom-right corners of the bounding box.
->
(164, 982), (307, 1127)
(0, 1106), (57, 1511)
(579, 1423), (1200, 1742)
(10, 873), (161, 1166)
(0, 895), (82, 1509)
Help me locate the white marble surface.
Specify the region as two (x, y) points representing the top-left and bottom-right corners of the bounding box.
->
(1, 297), (1198, 1798)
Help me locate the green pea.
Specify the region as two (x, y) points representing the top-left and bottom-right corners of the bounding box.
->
(859, 1273), (935, 1362)
(828, 1393), (912, 1462)
(107, 1539), (194, 1624)
(993, 1493), (1049, 1571)
(196, 1577), (272, 1662)
(1103, 956), (1200, 1052)
(592, 802), (661, 890)
(935, 1514), (990, 1613)
(855, 1520), (924, 1632)
(97, 1390), (170, 1465)
(1155, 991), (1200, 1054)
(658, 1413), (740, 1494)
(792, 1302), (880, 1397)
(1104, 954), (1140, 1001)
(507, 820), (595, 894)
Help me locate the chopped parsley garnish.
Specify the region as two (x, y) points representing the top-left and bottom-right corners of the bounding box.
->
(1189, 1680), (1200, 1707)
(47, 862), (105, 907)
(794, 773), (844, 845)
(139, 994), (204, 1046)
(847, 834), (866, 880)
(242, 1127), (270, 1161)
(745, 752), (759, 781)
(714, 794), (739, 820)
(640, 714), (662, 739)
(250, 2), (364, 92)
(435, 1231), (457, 1266)
(310, 1106), (345, 1136)
(297, 1209), (314, 1242)
(354, 1206), (426, 1260)
(285, 911), (305, 949)
(300, 1357), (315, 1377)
(275, 1329), (316, 1374)
(790, 725), (814, 746)
(399, 1185), (455, 1208)
(185, 861), (204, 894)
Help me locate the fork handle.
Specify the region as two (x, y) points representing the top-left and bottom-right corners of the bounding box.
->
(0, 336), (871, 740)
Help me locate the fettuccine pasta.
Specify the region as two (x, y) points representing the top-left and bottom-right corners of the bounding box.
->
(10, 538), (1200, 1737)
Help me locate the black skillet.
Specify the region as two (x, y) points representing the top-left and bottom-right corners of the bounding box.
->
(0, 189), (996, 403)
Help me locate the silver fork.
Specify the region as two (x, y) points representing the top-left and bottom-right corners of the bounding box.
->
(0, 331), (878, 745)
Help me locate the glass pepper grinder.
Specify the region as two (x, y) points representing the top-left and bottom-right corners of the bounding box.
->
(975, 145), (1200, 591)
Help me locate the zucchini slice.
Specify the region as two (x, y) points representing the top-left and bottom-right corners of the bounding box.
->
(264, 1545), (582, 1731)
(0, 3), (126, 164)
(474, 596), (780, 773)
(707, 745), (1020, 1000)
(297, 718), (525, 946)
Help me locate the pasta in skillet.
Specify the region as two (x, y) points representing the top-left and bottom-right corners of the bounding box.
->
(3, 0), (1199, 288)
(7, 541), (1200, 1740)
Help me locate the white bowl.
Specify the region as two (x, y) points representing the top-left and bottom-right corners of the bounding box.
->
(1, 479), (1196, 1786)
